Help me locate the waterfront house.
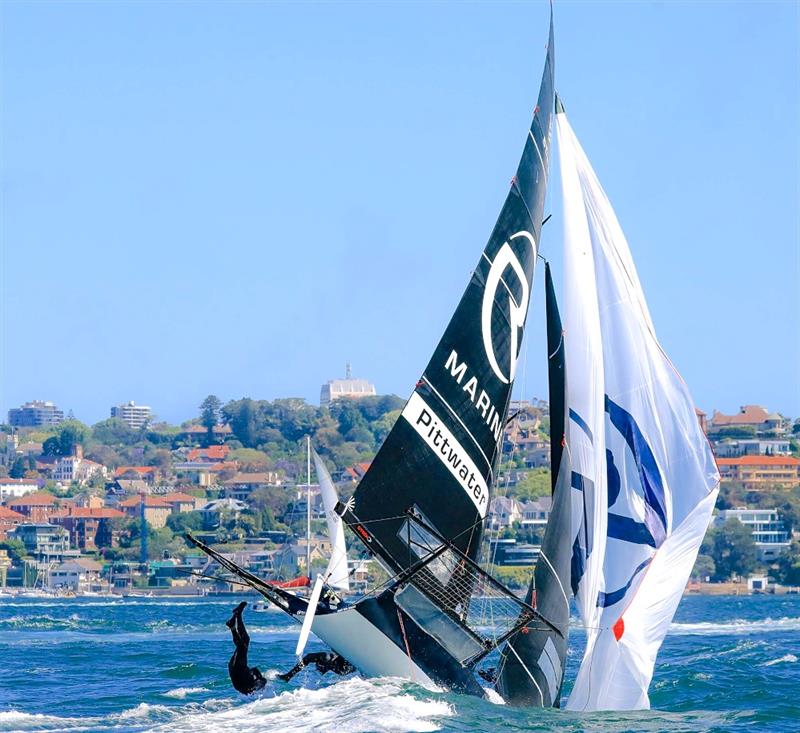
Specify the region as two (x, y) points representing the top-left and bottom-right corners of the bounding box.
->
(715, 507), (791, 562)
(48, 557), (104, 592)
(716, 455), (800, 490)
(10, 523), (70, 557)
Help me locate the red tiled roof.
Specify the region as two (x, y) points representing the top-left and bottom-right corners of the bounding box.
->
(161, 492), (198, 503)
(0, 478), (39, 486)
(119, 495), (171, 508)
(717, 456), (800, 466)
(206, 461), (238, 473)
(6, 491), (57, 507)
(187, 445), (230, 462)
(0, 506), (25, 521)
(114, 466), (157, 478)
(711, 405), (771, 427)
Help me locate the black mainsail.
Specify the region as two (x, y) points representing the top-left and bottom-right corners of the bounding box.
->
(190, 14), (561, 700)
(343, 17), (555, 590)
(495, 261), (571, 706)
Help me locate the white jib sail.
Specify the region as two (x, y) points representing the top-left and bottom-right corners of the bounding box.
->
(557, 109), (720, 711)
(312, 448), (350, 592)
(296, 575), (325, 658)
(556, 109), (609, 653)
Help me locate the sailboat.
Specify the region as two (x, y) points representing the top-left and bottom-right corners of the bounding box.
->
(252, 437), (350, 612)
(190, 6), (718, 710)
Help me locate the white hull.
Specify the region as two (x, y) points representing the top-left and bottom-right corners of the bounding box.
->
(312, 608), (435, 687)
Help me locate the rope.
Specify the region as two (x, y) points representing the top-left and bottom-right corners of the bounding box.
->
(396, 607), (415, 682)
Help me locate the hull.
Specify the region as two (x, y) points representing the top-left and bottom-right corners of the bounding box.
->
(311, 590), (486, 697)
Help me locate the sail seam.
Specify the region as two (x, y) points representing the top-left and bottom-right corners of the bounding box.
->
(420, 376), (494, 480)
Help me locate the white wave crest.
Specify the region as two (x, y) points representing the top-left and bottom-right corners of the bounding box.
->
(763, 653), (798, 666)
(163, 686), (210, 698)
(669, 616), (800, 635)
(151, 677), (454, 733)
(0, 710), (84, 730)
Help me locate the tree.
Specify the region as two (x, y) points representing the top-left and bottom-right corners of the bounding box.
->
(167, 511), (204, 534)
(92, 418), (138, 446)
(200, 395), (222, 446)
(691, 554), (716, 581)
(56, 420), (91, 455)
(226, 398), (256, 448)
(510, 468), (552, 501)
(0, 539), (27, 563)
(9, 457), (27, 479)
(707, 519), (758, 581)
(775, 539), (800, 587)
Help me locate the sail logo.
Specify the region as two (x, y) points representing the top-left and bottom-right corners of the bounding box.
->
(402, 393), (488, 517)
(481, 232), (535, 384)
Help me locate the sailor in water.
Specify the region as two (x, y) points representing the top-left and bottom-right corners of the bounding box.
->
(277, 650), (355, 682)
(226, 601), (267, 694)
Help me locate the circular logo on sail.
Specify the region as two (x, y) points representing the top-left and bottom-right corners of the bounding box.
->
(481, 231), (535, 384)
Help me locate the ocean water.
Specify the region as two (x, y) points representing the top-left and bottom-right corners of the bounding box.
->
(1, 594), (798, 733)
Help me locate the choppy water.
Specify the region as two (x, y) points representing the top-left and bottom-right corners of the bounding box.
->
(1, 594), (798, 732)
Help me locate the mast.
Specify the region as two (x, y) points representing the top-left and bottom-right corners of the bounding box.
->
(306, 435), (311, 579)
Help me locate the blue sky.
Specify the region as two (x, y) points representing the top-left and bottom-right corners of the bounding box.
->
(1, 1), (798, 425)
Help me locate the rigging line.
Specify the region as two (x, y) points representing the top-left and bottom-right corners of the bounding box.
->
(172, 567), (253, 588)
(536, 549), (569, 615)
(396, 608), (416, 682)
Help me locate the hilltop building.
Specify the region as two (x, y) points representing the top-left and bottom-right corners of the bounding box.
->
(110, 401), (153, 429)
(8, 400), (64, 427)
(708, 405), (785, 436)
(52, 447), (108, 485)
(320, 363), (376, 407)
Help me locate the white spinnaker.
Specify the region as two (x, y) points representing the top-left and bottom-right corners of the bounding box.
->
(312, 448), (350, 592)
(556, 111), (608, 647)
(557, 110), (719, 711)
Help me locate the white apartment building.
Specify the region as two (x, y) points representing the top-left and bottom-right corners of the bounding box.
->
(110, 401), (153, 429)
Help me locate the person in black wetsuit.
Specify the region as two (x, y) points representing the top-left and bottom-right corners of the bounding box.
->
(277, 651), (355, 682)
(226, 601), (267, 695)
